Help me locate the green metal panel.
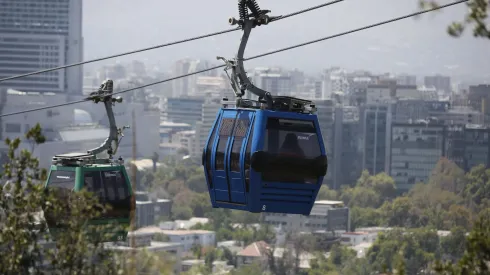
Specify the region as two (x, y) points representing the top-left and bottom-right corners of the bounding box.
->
(44, 163), (132, 243)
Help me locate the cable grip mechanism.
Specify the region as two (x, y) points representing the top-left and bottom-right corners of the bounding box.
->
(218, 0), (280, 110)
(86, 79), (129, 160)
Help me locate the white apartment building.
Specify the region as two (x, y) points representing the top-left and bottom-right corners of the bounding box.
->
(0, 0), (83, 94)
(340, 231), (378, 246)
(172, 130), (198, 156)
(137, 227), (216, 252)
(105, 231), (184, 274)
(263, 200), (350, 233)
(161, 230), (216, 252)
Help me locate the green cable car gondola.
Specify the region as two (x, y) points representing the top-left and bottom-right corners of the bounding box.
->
(43, 79), (134, 242)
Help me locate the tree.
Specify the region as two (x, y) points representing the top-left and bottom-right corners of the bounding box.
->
(420, 0), (490, 39)
(434, 212), (490, 274)
(231, 262), (263, 275)
(221, 247), (236, 266)
(463, 164), (490, 210)
(366, 228), (439, 274)
(429, 158), (466, 195)
(0, 124), (173, 274)
(317, 184), (339, 200)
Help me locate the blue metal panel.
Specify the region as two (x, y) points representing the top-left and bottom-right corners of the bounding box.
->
(205, 107), (328, 215)
(203, 110), (222, 208)
(227, 110), (255, 204)
(212, 110), (238, 202)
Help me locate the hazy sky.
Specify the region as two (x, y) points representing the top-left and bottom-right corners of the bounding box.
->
(82, 0), (490, 81)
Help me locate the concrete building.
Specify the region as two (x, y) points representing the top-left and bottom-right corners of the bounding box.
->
(396, 74), (417, 86)
(254, 71), (293, 97)
(160, 97), (205, 127)
(468, 84), (490, 123)
(172, 130), (198, 156)
(340, 231), (377, 246)
(390, 121), (446, 191)
(105, 231), (184, 274)
(362, 104), (393, 175)
(262, 200), (350, 233)
(159, 121), (192, 144)
(315, 99), (335, 183)
(366, 83), (418, 104)
(331, 107), (362, 188)
(430, 106), (484, 125)
(137, 227), (216, 253)
(445, 124), (490, 171)
(424, 75), (451, 94)
(0, 0), (83, 94)
(171, 59), (217, 97)
(194, 97), (222, 157)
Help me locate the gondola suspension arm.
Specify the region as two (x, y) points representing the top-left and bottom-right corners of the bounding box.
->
(217, 0), (280, 110)
(86, 80), (129, 159)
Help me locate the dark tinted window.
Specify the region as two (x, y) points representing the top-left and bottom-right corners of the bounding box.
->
(102, 170), (129, 200)
(47, 170), (76, 189)
(215, 118), (235, 170)
(262, 118), (321, 184)
(44, 170), (76, 228)
(83, 170), (130, 219)
(264, 118), (321, 158)
(83, 171), (105, 198)
(230, 118), (250, 172)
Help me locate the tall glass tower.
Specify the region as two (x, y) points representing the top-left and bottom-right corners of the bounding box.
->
(0, 0), (83, 94)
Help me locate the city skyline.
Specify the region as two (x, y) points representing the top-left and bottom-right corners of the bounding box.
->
(81, 0), (490, 81)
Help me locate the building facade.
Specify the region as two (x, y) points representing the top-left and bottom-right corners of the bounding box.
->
(0, 0), (83, 94)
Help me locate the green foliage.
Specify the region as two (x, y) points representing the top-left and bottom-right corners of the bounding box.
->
(420, 0), (490, 39)
(434, 212), (490, 275)
(143, 150), (490, 274)
(230, 262), (263, 275)
(0, 124), (173, 274)
(366, 228), (439, 274)
(340, 170), (396, 209)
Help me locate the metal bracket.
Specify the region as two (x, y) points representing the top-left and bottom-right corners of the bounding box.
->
(217, 0), (280, 110)
(86, 79), (129, 160)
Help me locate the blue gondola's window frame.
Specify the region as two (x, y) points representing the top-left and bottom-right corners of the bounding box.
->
(242, 114), (255, 194)
(204, 111), (222, 190)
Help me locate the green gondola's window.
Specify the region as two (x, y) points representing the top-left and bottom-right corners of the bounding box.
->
(83, 170), (130, 219)
(47, 170), (76, 190)
(102, 170), (129, 200)
(45, 170), (76, 227)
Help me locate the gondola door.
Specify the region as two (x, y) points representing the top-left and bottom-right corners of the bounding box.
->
(226, 110), (254, 204)
(212, 110), (237, 203)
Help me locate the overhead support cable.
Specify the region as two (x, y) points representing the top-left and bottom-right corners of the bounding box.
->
(0, 0), (346, 83)
(0, 0), (467, 118)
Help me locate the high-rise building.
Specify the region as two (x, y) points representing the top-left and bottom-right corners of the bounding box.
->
(424, 75), (451, 94)
(331, 107), (362, 188)
(0, 0), (83, 94)
(390, 121), (446, 192)
(160, 97), (205, 127)
(315, 99), (335, 184)
(362, 104), (393, 175)
(445, 124), (490, 172)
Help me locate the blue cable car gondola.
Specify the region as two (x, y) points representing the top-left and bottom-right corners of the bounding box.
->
(202, 0), (328, 215)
